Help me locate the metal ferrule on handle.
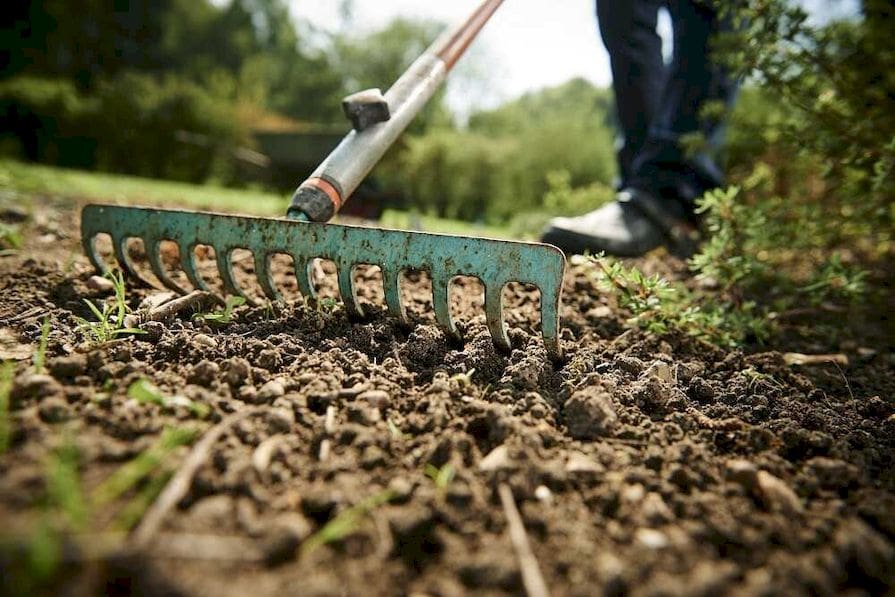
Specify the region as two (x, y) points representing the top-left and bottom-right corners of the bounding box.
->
(288, 0), (505, 222)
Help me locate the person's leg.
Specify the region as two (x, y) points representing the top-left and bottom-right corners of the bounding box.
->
(596, 0), (666, 187)
(628, 0), (738, 215)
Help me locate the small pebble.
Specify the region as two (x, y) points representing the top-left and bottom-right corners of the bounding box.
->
(11, 373), (62, 402)
(358, 389), (391, 410)
(636, 528), (669, 549)
(226, 357), (253, 387)
(258, 379), (286, 402)
(566, 452), (604, 475)
(478, 445), (513, 472)
(48, 354), (87, 378)
(193, 333), (218, 349)
(188, 360), (220, 387)
(755, 470), (803, 515)
(534, 485), (553, 505)
(38, 396), (72, 423)
(86, 275), (114, 293)
(643, 361), (673, 383)
(266, 407), (295, 433)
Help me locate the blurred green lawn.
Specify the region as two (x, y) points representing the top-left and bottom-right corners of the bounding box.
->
(0, 159), (514, 239)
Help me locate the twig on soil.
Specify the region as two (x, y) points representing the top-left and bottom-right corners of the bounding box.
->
(832, 361), (855, 401)
(318, 405), (337, 462)
(498, 483), (550, 597)
(130, 407), (259, 549)
(782, 352), (849, 366)
(124, 290), (223, 328)
(0, 306), (44, 325)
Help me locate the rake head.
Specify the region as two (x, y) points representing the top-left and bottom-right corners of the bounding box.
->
(81, 205), (565, 360)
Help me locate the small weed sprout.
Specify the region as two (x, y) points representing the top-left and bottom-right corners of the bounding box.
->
(301, 490), (395, 557)
(0, 362), (13, 455)
(387, 418), (409, 441)
(317, 297), (339, 314)
(127, 378), (210, 419)
(193, 295), (245, 324)
(32, 316), (50, 373)
(0, 222), (23, 254)
(76, 270), (144, 344)
(425, 463), (455, 495)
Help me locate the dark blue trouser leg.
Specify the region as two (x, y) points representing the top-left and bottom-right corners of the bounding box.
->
(596, 0), (666, 187)
(597, 0), (737, 216)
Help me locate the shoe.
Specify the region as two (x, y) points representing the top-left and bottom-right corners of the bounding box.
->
(540, 188), (699, 257)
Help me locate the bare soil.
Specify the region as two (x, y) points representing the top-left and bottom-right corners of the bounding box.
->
(1, 194), (893, 596)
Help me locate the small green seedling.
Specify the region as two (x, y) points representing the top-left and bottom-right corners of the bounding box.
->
(127, 378), (210, 419)
(301, 490), (395, 557)
(0, 361), (14, 455)
(193, 295), (246, 324)
(425, 463), (455, 494)
(76, 270), (144, 344)
(93, 426), (197, 506)
(316, 297), (339, 314)
(387, 418), (409, 441)
(32, 316), (50, 373)
(0, 222), (23, 252)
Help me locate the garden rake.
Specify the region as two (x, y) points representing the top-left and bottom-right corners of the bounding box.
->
(80, 0), (565, 360)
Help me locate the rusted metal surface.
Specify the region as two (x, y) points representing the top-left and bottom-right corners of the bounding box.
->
(81, 205), (565, 360)
(79, 0), (567, 359)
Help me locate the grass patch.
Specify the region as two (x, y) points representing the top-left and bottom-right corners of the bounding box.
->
(193, 295), (246, 325)
(301, 490), (395, 557)
(0, 159), (285, 216)
(127, 378), (210, 419)
(0, 160), (519, 239)
(92, 427), (197, 506)
(380, 209), (514, 239)
(75, 270), (144, 344)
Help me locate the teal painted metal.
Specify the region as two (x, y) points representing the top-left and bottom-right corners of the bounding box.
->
(81, 204), (565, 360)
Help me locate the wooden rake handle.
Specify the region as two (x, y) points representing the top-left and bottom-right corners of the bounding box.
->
(288, 0), (505, 222)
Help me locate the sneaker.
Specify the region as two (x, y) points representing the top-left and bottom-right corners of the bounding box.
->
(540, 188), (699, 257)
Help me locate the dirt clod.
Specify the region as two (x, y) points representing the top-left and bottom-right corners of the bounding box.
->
(86, 275), (114, 293)
(564, 383), (618, 439)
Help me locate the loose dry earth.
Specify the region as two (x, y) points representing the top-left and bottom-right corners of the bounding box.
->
(1, 194), (893, 596)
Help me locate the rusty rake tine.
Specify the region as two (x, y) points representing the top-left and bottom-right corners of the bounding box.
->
(254, 252), (283, 303)
(215, 248), (255, 306)
(145, 238), (188, 295)
(82, 232), (109, 276)
(539, 283), (562, 361)
(381, 267), (407, 323)
(112, 234), (151, 287)
(179, 242), (209, 291)
(485, 284), (510, 352)
(294, 257), (316, 301)
(431, 274), (458, 336)
(337, 263), (363, 318)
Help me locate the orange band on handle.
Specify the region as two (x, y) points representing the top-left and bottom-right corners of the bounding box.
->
(301, 177), (343, 210)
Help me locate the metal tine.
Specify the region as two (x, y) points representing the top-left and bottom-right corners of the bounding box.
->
(145, 238), (188, 295)
(112, 234), (153, 287)
(337, 262), (363, 318)
(484, 283), (511, 352)
(215, 247), (256, 306)
(254, 251), (283, 303)
(538, 281), (562, 362)
(431, 272), (458, 337)
(293, 256), (317, 300)
(179, 242), (209, 291)
(83, 233), (109, 276)
(380, 267), (407, 323)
